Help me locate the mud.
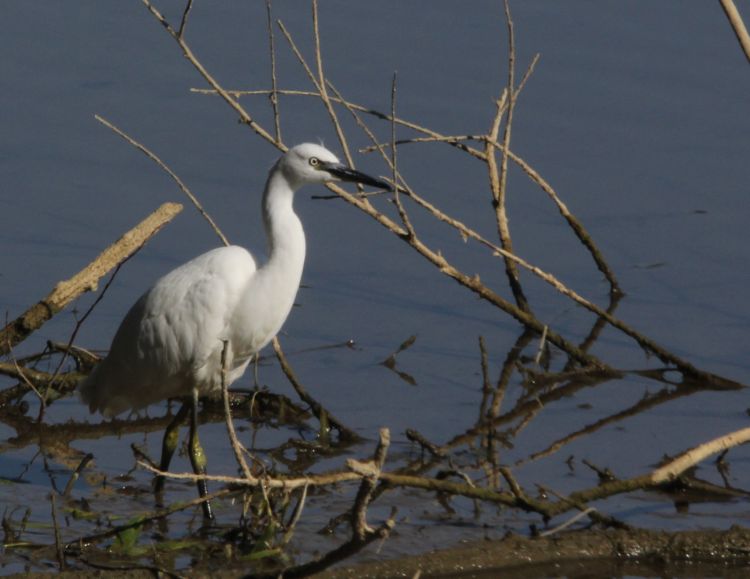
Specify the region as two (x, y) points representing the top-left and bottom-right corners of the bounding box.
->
(11, 525), (750, 578)
(323, 525), (750, 578)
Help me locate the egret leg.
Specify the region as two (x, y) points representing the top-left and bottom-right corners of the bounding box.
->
(188, 387), (213, 520)
(154, 403), (190, 494)
(253, 354), (260, 388)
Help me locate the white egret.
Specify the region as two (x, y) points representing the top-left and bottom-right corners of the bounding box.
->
(79, 143), (389, 519)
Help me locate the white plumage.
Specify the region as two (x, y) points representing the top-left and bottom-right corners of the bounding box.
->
(80, 143), (388, 417)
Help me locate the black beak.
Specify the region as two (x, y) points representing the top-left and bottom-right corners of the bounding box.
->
(322, 162), (391, 191)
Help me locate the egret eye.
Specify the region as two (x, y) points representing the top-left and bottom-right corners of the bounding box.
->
(309, 157), (320, 167)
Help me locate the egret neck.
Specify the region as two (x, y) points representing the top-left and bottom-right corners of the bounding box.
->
(233, 161), (306, 358)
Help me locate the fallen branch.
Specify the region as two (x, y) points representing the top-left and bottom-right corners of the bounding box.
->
(651, 426), (750, 484)
(0, 202), (183, 357)
(719, 0), (750, 63)
(349, 428), (390, 540)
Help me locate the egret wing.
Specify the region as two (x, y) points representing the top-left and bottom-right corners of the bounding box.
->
(80, 246), (257, 415)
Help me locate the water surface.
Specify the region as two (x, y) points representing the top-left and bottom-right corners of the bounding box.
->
(1, 1), (749, 574)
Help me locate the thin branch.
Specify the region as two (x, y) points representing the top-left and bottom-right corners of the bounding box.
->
(538, 507), (597, 537)
(272, 337), (361, 442)
(271, 510), (396, 579)
(719, 0), (750, 63)
(311, 1), (355, 167)
(50, 494), (65, 571)
(140, 0), (278, 148)
(276, 14), (354, 171)
(281, 483), (309, 546)
(390, 72), (415, 238)
(94, 114), (229, 247)
(41, 261), (129, 415)
(349, 428), (390, 540)
(265, 0), (282, 143)
(177, 0), (193, 39)
(140, 458), (530, 509)
(359, 140), (713, 375)
(364, 136), (621, 295)
(191, 86), (485, 159)
(322, 81), (609, 368)
(9, 352), (45, 410)
(220, 340), (253, 480)
(487, 0), (529, 312)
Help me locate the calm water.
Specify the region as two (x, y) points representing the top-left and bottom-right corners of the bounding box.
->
(1, 1), (749, 573)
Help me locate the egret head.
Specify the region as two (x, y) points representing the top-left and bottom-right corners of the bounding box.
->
(280, 143), (390, 190)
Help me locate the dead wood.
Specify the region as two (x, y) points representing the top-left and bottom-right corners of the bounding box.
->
(719, 0), (750, 63)
(0, 202), (183, 357)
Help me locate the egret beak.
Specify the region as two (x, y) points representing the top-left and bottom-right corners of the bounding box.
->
(323, 162), (391, 190)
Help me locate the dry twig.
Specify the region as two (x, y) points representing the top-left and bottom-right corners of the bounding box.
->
(95, 115), (228, 246)
(272, 337), (360, 442)
(220, 340), (253, 480)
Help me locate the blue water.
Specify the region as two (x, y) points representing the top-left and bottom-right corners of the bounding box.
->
(1, 0), (749, 571)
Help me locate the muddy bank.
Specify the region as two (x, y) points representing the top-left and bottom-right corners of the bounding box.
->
(323, 525), (750, 578)
(12, 525), (750, 578)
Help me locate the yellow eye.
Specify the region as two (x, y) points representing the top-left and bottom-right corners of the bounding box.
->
(309, 157), (320, 167)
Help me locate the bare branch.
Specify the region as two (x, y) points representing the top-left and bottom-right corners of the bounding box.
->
(719, 0), (750, 63)
(389, 72), (415, 238)
(0, 202), (183, 356)
(272, 337), (361, 442)
(266, 0), (282, 143)
(141, 0), (278, 147)
(177, 0), (193, 39)
(94, 115), (228, 246)
(651, 426), (750, 484)
(220, 340), (253, 480)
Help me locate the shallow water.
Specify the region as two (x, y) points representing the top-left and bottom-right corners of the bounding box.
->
(2, 1), (750, 574)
